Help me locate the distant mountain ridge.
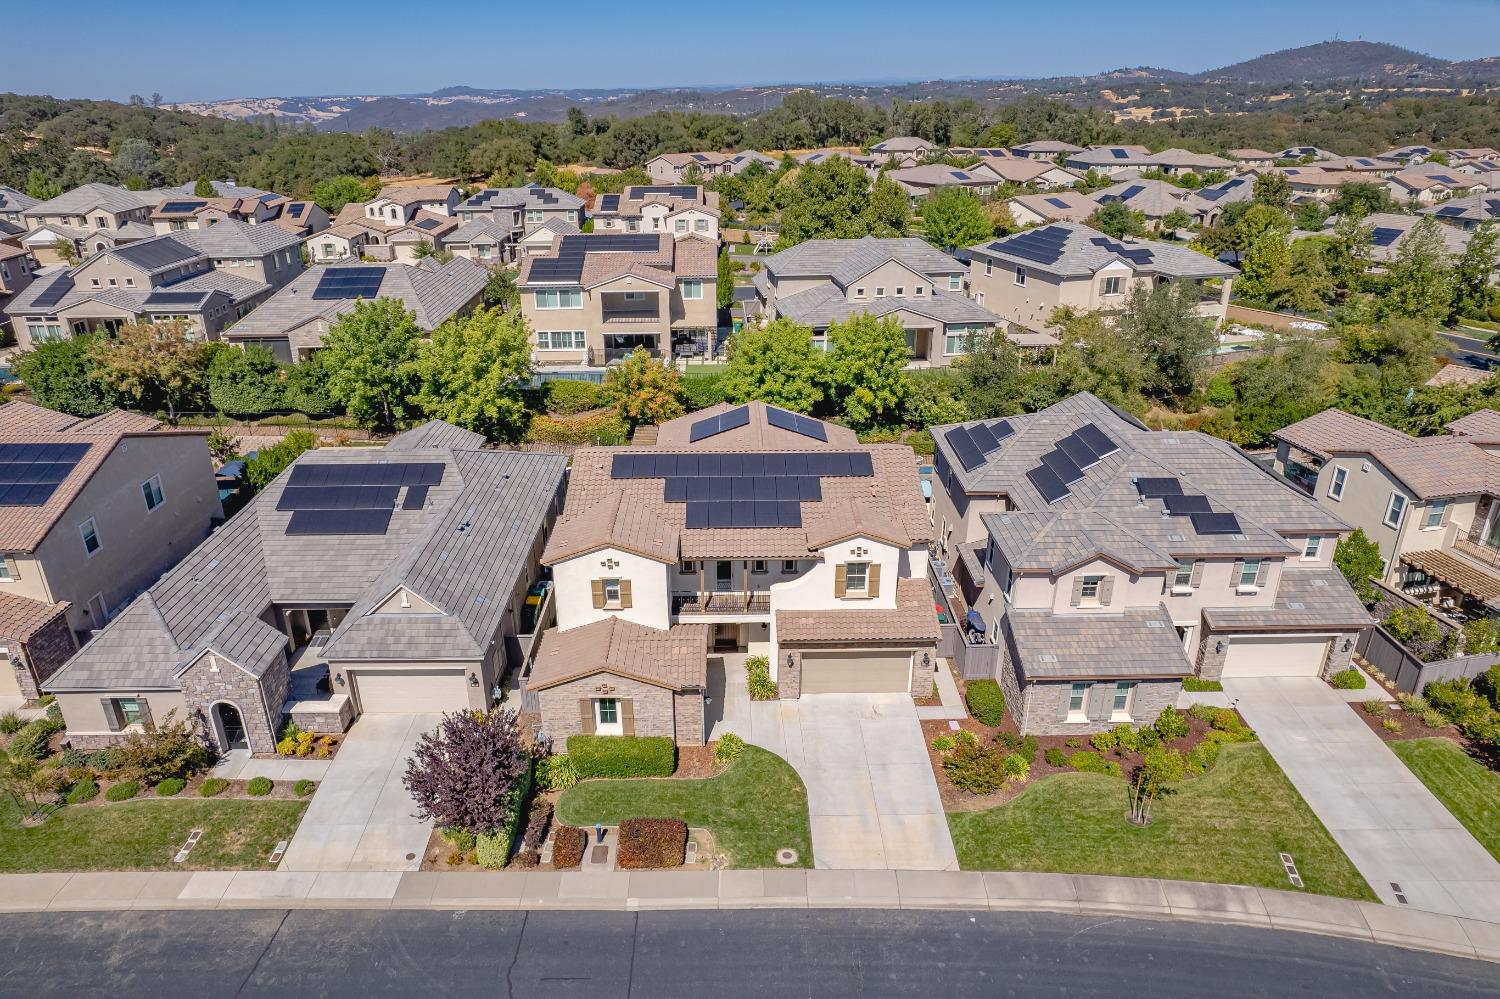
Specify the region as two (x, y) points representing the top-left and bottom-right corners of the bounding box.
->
(1205, 40), (1454, 83)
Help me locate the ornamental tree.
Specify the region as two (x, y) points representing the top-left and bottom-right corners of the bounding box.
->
(321, 298), (424, 429)
(721, 317), (825, 413)
(89, 320), (211, 422)
(403, 709), (533, 835)
(921, 186), (992, 250)
(602, 347), (685, 427)
(825, 312), (910, 427)
(411, 305), (532, 441)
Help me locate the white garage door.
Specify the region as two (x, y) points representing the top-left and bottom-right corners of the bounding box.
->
(353, 670), (470, 713)
(800, 651), (911, 694)
(1221, 636), (1329, 678)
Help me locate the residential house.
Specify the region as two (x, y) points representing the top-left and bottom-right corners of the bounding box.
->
(1142, 149), (1235, 177)
(948, 147), (1021, 160)
(1011, 141), (1084, 161)
(0, 186), (40, 241)
(964, 223), (1237, 331)
(1390, 166), (1487, 205)
(1272, 408), (1500, 617)
(444, 184), (587, 264)
(222, 257), (488, 363)
(794, 149), (881, 174)
(147, 187), (328, 239)
(1377, 145), (1434, 166)
(1091, 179), (1192, 226)
(41, 422), (568, 752)
(19, 183), (162, 263)
(869, 137), (934, 167)
(1422, 193), (1500, 230)
(885, 163), (1001, 200)
(0, 401), (223, 702)
(1064, 146), (1154, 176)
(1448, 148), (1500, 164)
(752, 236), (998, 366)
(520, 232), (717, 368)
(931, 393), (1365, 734)
(1005, 191), (1097, 227)
(0, 244), (37, 338)
(1276, 167), (1360, 202)
(1227, 149), (1277, 170)
(590, 186), (719, 241)
(1274, 146), (1340, 162)
(1315, 212), (1475, 272)
(1184, 176), (1256, 226)
(973, 158), (1082, 190)
(527, 402), (936, 745)
(5, 221), (305, 348)
(644, 150), (776, 184)
(310, 185), (463, 263)
(1319, 156), (1400, 178)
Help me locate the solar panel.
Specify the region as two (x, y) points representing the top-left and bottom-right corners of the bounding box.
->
(1055, 433), (1098, 469)
(688, 405), (750, 441)
(765, 405), (828, 442)
(276, 485), (399, 511)
(989, 419), (1015, 441)
(1115, 185), (1145, 201)
(1190, 511), (1241, 535)
(1026, 465), (1071, 504)
(29, 275), (73, 310)
(159, 200), (206, 213)
(0, 442), (90, 506)
(1371, 227), (1403, 247)
(994, 225), (1070, 265)
(945, 426), (986, 471)
(1044, 197), (1071, 209)
(1110, 148), (1128, 159)
(142, 290), (208, 307)
(403, 485), (429, 510)
(288, 203), (306, 218)
(415, 218), (442, 230)
(969, 422), (1000, 453)
(1436, 206), (1466, 217)
(1040, 448), (1084, 484)
(287, 461), (443, 487)
(1135, 477), (1182, 497)
(599, 194), (620, 212)
(952, 171), (970, 181)
(1162, 493), (1212, 514)
(286, 508), (392, 536)
(1074, 423), (1119, 458)
(311, 267), (385, 300)
(114, 237), (202, 272)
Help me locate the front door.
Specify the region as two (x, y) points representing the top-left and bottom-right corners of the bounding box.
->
(715, 560), (734, 592)
(712, 624), (741, 652)
(216, 704), (249, 750)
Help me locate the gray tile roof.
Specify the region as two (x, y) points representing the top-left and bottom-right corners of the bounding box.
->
(1201, 568), (1372, 631)
(156, 181), (272, 200)
(1419, 192), (1500, 224)
(178, 218), (303, 257)
(1092, 179), (1188, 219)
(457, 184), (583, 212)
(1004, 604), (1193, 680)
(450, 218), (515, 244)
(0, 186), (40, 214)
(774, 284), (997, 330)
(24, 183), (156, 218)
(763, 236), (965, 285)
(45, 436), (567, 691)
(969, 223), (1237, 280)
(386, 420), (485, 452)
(181, 609), (288, 679)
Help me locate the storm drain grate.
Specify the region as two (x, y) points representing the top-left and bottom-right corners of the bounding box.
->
(174, 829), (205, 864)
(1279, 852), (1304, 889)
(1391, 882), (1409, 905)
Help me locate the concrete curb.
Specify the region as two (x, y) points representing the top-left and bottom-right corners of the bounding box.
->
(2, 868), (1498, 963)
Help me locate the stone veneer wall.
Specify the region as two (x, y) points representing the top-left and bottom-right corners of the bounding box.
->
(6, 613), (77, 699)
(777, 650), (802, 699)
(673, 691), (705, 746)
(1196, 628), (1357, 682)
(178, 653), (289, 755)
(286, 694), (354, 734)
(535, 673), (679, 744)
(1018, 678), (1180, 736)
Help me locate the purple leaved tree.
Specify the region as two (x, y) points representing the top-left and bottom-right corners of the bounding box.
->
(402, 709), (532, 834)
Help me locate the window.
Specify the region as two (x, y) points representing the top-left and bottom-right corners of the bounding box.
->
(1384, 491), (1407, 529)
(627, 220), (640, 232)
(1067, 682), (1088, 722)
(675, 219), (687, 232)
(914, 286), (925, 296)
(844, 561), (869, 595)
(1303, 536), (1322, 559)
(537, 330), (585, 350)
(781, 560), (797, 573)
(1328, 466), (1347, 500)
(679, 560), (697, 574)
(948, 274), (962, 290)
(875, 286), (885, 297)
(1238, 558), (1261, 588)
(0, 559), (11, 582)
(695, 219), (708, 232)
(602, 578), (622, 607)
(681, 279), (703, 300)
(80, 518), (100, 557)
(984, 259), (993, 277)
(895, 286), (905, 297)
(567, 210), (577, 222)
(1079, 574), (1103, 603)
(853, 287), (866, 299)
(535, 289), (583, 309)
(594, 697), (622, 735)
(124, 278), (134, 288)
(90, 278), (100, 288)
(1101, 276), (1123, 296)
(752, 560), (768, 574)
(1014, 266), (1026, 287)
(1424, 500), (1447, 530)
(110, 697), (145, 730)
(1111, 682), (1136, 721)
(141, 475), (164, 512)
(1173, 559), (1195, 589)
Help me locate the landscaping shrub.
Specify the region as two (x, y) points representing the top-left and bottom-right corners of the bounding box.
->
(65, 778), (99, 803)
(1134, 726), (1160, 751)
(1065, 737), (1082, 749)
(993, 730), (1038, 762)
(1093, 725), (1139, 754)
(1425, 678), (1491, 727)
(476, 830), (511, 869)
(955, 729), (979, 747)
(294, 779), (316, 798)
(1182, 677), (1223, 693)
(247, 777), (273, 797)
(943, 740), (1009, 793)
(965, 679), (1005, 725)
(1421, 708), (1449, 730)
(1185, 739), (1219, 774)
(1382, 718), (1403, 734)
(0, 710), (23, 734)
(713, 732), (745, 763)
(1476, 665), (1500, 710)
(1329, 668), (1366, 690)
(1105, 761), (1123, 778)
(543, 379), (606, 416)
(1188, 703), (1218, 723)
(155, 777), (186, 797)
(930, 734), (956, 752)
(681, 372), (729, 411)
(116, 710), (211, 783)
(1068, 751), (1108, 773)
(616, 817), (689, 870)
(199, 777), (229, 798)
(441, 827), (476, 851)
(523, 799), (553, 852)
(1044, 747), (1067, 767)
(536, 754), (579, 792)
(86, 748), (121, 774)
(552, 824), (586, 869)
(7, 722), (54, 762)
(1154, 707), (1190, 742)
(403, 709), (533, 836)
(1362, 699), (1387, 716)
(1001, 754), (1030, 782)
(1209, 708), (1250, 737)
(514, 849), (540, 869)
(566, 735), (676, 779)
(746, 655), (777, 700)
(105, 780), (140, 801)
(524, 412), (630, 446)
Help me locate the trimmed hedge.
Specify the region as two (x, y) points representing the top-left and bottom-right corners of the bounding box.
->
(966, 679), (1005, 726)
(1329, 668), (1366, 690)
(616, 817), (688, 870)
(525, 412), (629, 446)
(155, 777), (186, 797)
(246, 777), (273, 796)
(1068, 751), (1108, 773)
(523, 799), (554, 852)
(105, 780), (140, 801)
(552, 824), (586, 869)
(199, 777), (229, 798)
(1183, 677), (1223, 692)
(566, 735), (676, 779)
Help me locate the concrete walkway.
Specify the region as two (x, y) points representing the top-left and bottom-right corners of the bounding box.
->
(916, 658), (967, 721)
(1225, 677), (1500, 922)
(4, 868), (1498, 964)
(278, 713), (440, 873)
(211, 750), (331, 782)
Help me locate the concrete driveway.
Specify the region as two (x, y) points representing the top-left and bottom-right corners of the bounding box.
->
(1225, 677), (1500, 921)
(279, 713), (441, 873)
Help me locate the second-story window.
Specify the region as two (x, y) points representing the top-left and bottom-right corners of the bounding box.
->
(141, 475), (165, 512)
(536, 289), (583, 309)
(80, 517), (100, 558)
(1424, 500), (1447, 529)
(948, 274), (962, 290)
(781, 560), (797, 573)
(1384, 491), (1407, 528)
(984, 259), (993, 277)
(853, 287), (865, 299)
(1238, 558), (1262, 588)
(1328, 466), (1347, 500)
(1079, 574), (1103, 604)
(844, 562), (869, 596)
(602, 578), (623, 608)
(1102, 276), (1123, 296)
(1014, 266), (1027, 287)
(675, 219), (687, 232)
(681, 280), (703, 300)
(1173, 559), (1195, 589)
(1303, 536), (1323, 559)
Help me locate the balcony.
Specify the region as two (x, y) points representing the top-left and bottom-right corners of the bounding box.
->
(601, 309), (664, 326)
(672, 592), (771, 616)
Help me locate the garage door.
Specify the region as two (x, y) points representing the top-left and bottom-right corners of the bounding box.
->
(1221, 636), (1329, 678)
(353, 670), (470, 713)
(800, 651), (911, 694)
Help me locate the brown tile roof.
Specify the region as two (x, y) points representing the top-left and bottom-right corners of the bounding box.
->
(377, 185), (458, 207)
(1273, 408), (1413, 461)
(776, 577), (939, 645)
(528, 617), (709, 691)
(599, 187), (721, 220)
(1447, 408), (1500, 440)
(1428, 365), (1492, 388)
(519, 233), (716, 289)
(654, 401), (859, 450)
(0, 590), (69, 643)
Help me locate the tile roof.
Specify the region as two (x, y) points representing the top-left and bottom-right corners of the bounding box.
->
(1277, 407), (1500, 499)
(180, 609), (288, 680)
(591, 186), (718, 220)
(0, 186), (40, 213)
(0, 590), (69, 644)
(761, 236), (964, 284)
(529, 617), (709, 691)
(1009, 191), (1097, 222)
(970, 223), (1236, 280)
(1012, 141), (1084, 154)
(1201, 568), (1372, 631)
(776, 577), (939, 645)
(1273, 408), (1413, 460)
(1003, 603), (1194, 681)
(773, 284), (997, 330)
(1093, 178), (1190, 218)
(517, 233), (715, 290)
(1447, 408), (1500, 440)
(24, 183), (155, 218)
(178, 218), (304, 257)
(1428, 365), (1492, 388)
(974, 158), (1080, 185)
(375, 185), (458, 206)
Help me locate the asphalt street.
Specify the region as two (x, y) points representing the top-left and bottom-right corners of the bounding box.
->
(2, 908), (1498, 998)
(1442, 328), (1499, 369)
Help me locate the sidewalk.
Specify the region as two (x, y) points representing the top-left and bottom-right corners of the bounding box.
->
(3, 868), (1497, 963)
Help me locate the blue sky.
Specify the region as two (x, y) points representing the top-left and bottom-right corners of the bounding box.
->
(12, 0), (1500, 101)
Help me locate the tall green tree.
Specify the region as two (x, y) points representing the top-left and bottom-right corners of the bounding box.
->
(951, 332), (1024, 418)
(411, 306), (532, 441)
(1335, 528), (1384, 602)
(777, 157), (875, 247)
(1114, 283), (1216, 401)
(89, 321), (211, 422)
(1237, 229), (1291, 303)
(25, 169), (60, 201)
(1382, 216), (1452, 322)
(193, 176), (215, 197)
(602, 347), (685, 426)
(12, 335), (111, 416)
(1086, 201), (1145, 239)
(825, 313), (910, 427)
(1330, 181), (1397, 218)
(721, 318), (825, 413)
(206, 343), (284, 416)
(867, 175), (911, 237)
(1267, 238), (1336, 313)
(1451, 223), (1498, 325)
(1251, 171), (1292, 211)
(311, 174), (379, 214)
(1326, 209), (1373, 294)
(920, 186), (992, 250)
(321, 298), (424, 429)
(716, 247), (735, 310)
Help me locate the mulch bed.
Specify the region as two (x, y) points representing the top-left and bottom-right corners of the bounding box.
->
(249, 732), (345, 762)
(67, 773), (313, 808)
(1347, 699), (1458, 744)
(672, 744), (726, 779)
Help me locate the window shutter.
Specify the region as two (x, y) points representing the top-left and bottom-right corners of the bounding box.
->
(578, 699), (595, 734)
(619, 580), (633, 609)
(867, 564), (881, 599)
(101, 699), (121, 732)
(1098, 576), (1114, 606)
(1256, 561), (1269, 587)
(1070, 576), (1085, 607)
(1231, 560), (1244, 588)
(1189, 561), (1203, 587)
(591, 580), (605, 609)
(1089, 683), (1110, 720)
(621, 699), (635, 736)
(834, 564), (848, 598)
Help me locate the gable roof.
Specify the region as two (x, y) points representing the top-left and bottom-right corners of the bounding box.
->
(528, 618), (708, 692)
(24, 183), (155, 218)
(761, 236), (964, 287)
(970, 223), (1236, 280)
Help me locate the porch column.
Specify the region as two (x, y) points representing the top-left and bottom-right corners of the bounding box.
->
(742, 560), (750, 610)
(698, 563), (706, 610)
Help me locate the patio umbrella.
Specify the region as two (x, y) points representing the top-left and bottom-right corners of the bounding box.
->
(966, 609), (987, 633)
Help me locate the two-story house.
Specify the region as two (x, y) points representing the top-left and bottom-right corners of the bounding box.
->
(1184, 176), (1255, 226)
(1090, 179), (1195, 226)
(643, 151), (774, 184)
(5, 221), (305, 348)
(973, 157), (1083, 190)
(1011, 141), (1084, 161)
(0, 244), (37, 338)
(19, 183), (162, 263)
(310, 185), (462, 263)
(751, 236), (999, 366)
(868, 137), (934, 167)
(41, 422), (567, 753)
(1064, 145), (1154, 176)
(527, 402), (937, 745)
(0, 401), (222, 702)
(0, 186), (40, 240)
(1422, 193), (1500, 231)
(1006, 191), (1098, 227)
(591, 186), (720, 241)
(964, 223), (1237, 331)
(445, 184), (586, 264)
(1272, 408), (1500, 616)
(932, 394), (1366, 734)
(1141, 149), (1235, 177)
(519, 231), (717, 368)
(885, 164), (1001, 200)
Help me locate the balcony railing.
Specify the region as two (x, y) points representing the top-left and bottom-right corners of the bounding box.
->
(601, 310), (663, 325)
(1456, 531), (1500, 575)
(590, 345), (665, 365)
(672, 592), (771, 616)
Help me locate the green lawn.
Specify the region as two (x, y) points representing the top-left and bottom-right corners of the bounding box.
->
(0, 795), (308, 872)
(556, 745), (811, 868)
(947, 743), (1375, 900)
(1391, 738), (1500, 862)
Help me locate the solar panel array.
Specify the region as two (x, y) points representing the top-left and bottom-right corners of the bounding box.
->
(29, 274), (73, 310)
(311, 267), (385, 301)
(631, 186), (699, 200)
(529, 233), (662, 285)
(944, 419), (1015, 472)
(0, 443), (91, 506)
(991, 226), (1069, 265)
(1371, 227), (1403, 247)
(1436, 205), (1467, 217)
(415, 218), (442, 231)
(688, 405), (750, 442)
(287, 203), (306, 219)
(279, 461), (444, 536)
(1110, 148), (1129, 159)
(1024, 423), (1119, 505)
(115, 238), (203, 272)
(1089, 236), (1154, 265)
(1134, 474), (1241, 535)
(598, 194), (621, 212)
(142, 290), (208, 308)
(1104, 184), (1145, 203)
(952, 171), (970, 181)
(1044, 197), (1071, 209)
(159, 200), (207, 214)
(765, 405), (828, 442)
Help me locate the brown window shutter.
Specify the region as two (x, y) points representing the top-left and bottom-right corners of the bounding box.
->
(1231, 560), (1244, 588)
(867, 563), (881, 599)
(834, 564), (848, 598)
(1255, 561), (1269, 587)
(591, 580), (605, 609)
(621, 698), (635, 736)
(578, 699), (595, 734)
(101, 699), (121, 732)
(1069, 576), (1085, 607)
(619, 580), (633, 609)
(1098, 576), (1114, 606)
(1189, 561), (1203, 587)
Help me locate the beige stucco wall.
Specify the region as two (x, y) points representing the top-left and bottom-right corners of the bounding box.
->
(54, 689), (189, 744)
(552, 547), (672, 631)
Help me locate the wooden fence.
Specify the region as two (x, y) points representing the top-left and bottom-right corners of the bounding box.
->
(1355, 625), (1500, 694)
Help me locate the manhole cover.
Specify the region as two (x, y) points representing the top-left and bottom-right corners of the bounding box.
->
(405, 853), (416, 861)
(775, 848), (798, 866)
